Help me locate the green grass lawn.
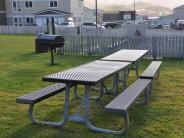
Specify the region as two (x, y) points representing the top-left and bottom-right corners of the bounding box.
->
(0, 35), (184, 138)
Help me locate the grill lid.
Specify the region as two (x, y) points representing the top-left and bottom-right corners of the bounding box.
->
(36, 33), (64, 42)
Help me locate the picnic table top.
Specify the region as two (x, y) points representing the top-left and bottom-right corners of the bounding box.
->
(101, 49), (149, 62)
(43, 60), (131, 85)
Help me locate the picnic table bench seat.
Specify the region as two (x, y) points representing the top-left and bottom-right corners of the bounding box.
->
(103, 79), (151, 134)
(100, 61), (162, 135)
(16, 83), (69, 126)
(16, 83), (66, 105)
(140, 61), (162, 79)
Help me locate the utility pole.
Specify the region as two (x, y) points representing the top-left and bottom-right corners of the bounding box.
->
(134, 0), (136, 23)
(95, 0), (98, 28)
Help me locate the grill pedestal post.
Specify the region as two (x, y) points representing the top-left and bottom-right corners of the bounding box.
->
(50, 47), (55, 66)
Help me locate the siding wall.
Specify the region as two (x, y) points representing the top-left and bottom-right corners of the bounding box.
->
(5, 0), (70, 16)
(5, 0), (84, 26)
(0, 13), (6, 25)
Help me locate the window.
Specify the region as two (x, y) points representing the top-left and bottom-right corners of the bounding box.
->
(12, 1), (22, 11)
(25, 1), (33, 8)
(50, 0), (58, 8)
(13, 17), (23, 26)
(53, 17), (63, 26)
(25, 17), (34, 25)
(36, 18), (47, 26)
(78, 2), (82, 8)
(57, 17), (65, 25)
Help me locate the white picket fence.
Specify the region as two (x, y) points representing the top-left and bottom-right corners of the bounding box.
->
(61, 35), (184, 59)
(0, 25), (76, 35)
(147, 29), (184, 36)
(0, 25), (183, 37)
(0, 25), (127, 36)
(0, 25), (184, 59)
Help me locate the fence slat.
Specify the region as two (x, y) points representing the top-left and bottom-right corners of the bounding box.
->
(55, 35), (184, 58)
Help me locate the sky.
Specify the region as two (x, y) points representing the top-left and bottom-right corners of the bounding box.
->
(84, 0), (184, 9)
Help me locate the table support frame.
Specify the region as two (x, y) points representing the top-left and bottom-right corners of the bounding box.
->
(27, 81), (153, 134)
(27, 84), (70, 126)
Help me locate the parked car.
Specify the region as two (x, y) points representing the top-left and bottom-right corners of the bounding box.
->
(162, 24), (170, 29)
(102, 22), (121, 29)
(148, 24), (162, 29)
(176, 20), (184, 30)
(82, 22), (105, 29)
(60, 22), (75, 27)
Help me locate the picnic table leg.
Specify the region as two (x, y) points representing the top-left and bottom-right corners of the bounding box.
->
(84, 85), (129, 134)
(74, 85), (81, 99)
(118, 67), (130, 91)
(155, 68), (160, 79)
(68, 84), (103, 122)
(136, 83), (151, 105)
(135, 62), (139, 78)
(101, 82), (112, 94)
(68, 93), (86, 122)
(122, 67), (130, 90)
(28, 84), (70, 127)
(112, 75), (116, 92)
(115, 73), (119, 95)
(74, 84), (104, 100)
(111, 73), (119, 95)
(149, 81), (153, 94)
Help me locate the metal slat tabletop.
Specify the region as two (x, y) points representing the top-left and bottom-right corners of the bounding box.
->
(101, 49), (148, 62)
(43, 60), (131, 85)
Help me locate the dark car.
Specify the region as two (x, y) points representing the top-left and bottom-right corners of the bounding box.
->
(102, 22), (121, 29)
(148, 24), (162, 29)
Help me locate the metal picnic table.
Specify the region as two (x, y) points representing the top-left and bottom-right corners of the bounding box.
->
(42, 60), (131, 132)
(101, 49), (149, 78)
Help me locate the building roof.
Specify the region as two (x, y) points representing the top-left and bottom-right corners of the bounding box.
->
(32, 9), (72, 16)
(103, 13), (119, 21)
(103, 11), (136, 22)
(174, 5), (184, 9)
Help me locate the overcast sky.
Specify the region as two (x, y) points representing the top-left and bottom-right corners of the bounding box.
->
(84, 0), (184, 9)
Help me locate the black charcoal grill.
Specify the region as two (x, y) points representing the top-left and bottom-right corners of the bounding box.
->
(35, 34), (65, 66)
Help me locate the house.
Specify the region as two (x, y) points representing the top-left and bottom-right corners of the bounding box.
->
(1, 0), (84, 26)
(173, 5), (184, 17)
(83, 7), (95, 23)
(83, 7), (103, 24)
(152, 5), (184, 26)
(32, 9), (72, 26)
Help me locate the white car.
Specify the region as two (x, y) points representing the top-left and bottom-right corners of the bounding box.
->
(60, 22), (75, 27)
(82, 22), (105, 29)
(176, 20), (184, 30)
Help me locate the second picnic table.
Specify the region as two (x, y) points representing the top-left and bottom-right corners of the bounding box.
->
(101, 49), (148, 77)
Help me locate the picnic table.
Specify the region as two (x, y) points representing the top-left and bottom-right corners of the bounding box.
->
(101, 49), (148, 77)
(17, 49), (154, 134)
(42, 60), (131, 130)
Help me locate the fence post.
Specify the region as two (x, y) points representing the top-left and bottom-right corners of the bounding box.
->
(87, 36), (91, 56)
(182, 36), (184, 58)
(152, 36), (157, 60)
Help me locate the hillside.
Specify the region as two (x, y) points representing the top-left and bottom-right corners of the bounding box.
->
(93, 2), (172, 16)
